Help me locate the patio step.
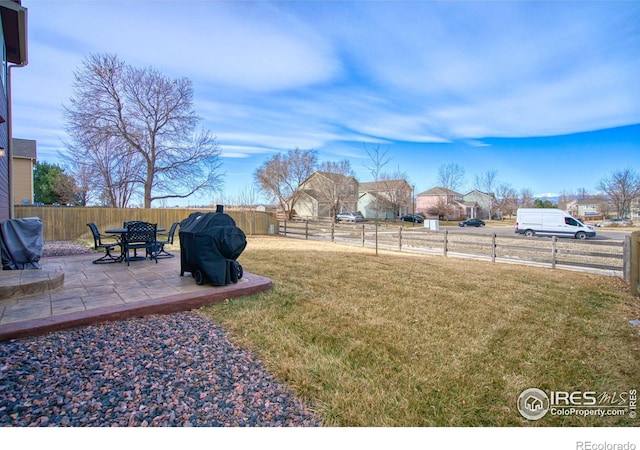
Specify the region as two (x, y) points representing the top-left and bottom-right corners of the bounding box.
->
(0, 269), (64, 300)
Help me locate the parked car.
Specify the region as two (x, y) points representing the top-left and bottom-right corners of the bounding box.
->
(400, 214), (424, 223)
(595, 218), (633, 227)
(336, 212), (364, 223)
(458, 218), (485, 227)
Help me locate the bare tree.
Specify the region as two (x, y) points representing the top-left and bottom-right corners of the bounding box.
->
(495, 183), (517, 218)
(315, 159), (356, 221)
(66, 135), (141, 207)
(518, 188), (535, 209)
(427, 197), (454, 220)
(378, 169), (412, 220)
(63, 53), (223, 208)
(474, 169), (499, 218)
(557, 190), (575, 210)
(254, 148), (317, 219)
(364, 143), (391, 256)
(576, 187), (589, 200)
(364, 144), (391, 218)
(598, 168), (640, 218)
(438, 163), (465, 204)
(238, 184), (259, 236)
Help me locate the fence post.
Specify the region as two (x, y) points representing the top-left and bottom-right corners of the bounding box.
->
(492, 234), (496, 263)
(283, 220), (287, 237)
(624, 235), (630, 284)
(331, 222), (335, 242)
(398, 226), (402, 252)
(361, 224), (365, 247)
(305, 219), (309, 240)
(443, 229), (448, 257)
(629, 231), (639, 296)
(551, 236), (557, 269)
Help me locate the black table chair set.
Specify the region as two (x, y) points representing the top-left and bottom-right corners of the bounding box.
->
(87, 221), (177, 265)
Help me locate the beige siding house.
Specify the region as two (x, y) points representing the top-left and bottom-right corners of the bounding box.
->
(358, 179), (412, 220)
(12, 138), (36, 206)
(294, 171), (359, 219)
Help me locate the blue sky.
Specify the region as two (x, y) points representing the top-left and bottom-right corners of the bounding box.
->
(11, 0), (640, 206)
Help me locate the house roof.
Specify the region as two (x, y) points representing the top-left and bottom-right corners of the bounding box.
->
(576, 197), (606, 205)
(12, 138), (36, 159)
(359, 179), (410, 192)
(312, 171), (357, 184)
(0, 1), (28, 65)
(464, 189), (495, 199)
(417, 186), (461, 197)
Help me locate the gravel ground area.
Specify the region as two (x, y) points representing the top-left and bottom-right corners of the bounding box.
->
(0, 312), (320, 427)
(42, 241), (95, 257)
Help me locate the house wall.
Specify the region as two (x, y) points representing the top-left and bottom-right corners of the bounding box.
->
(463, 191), (492, 219)
(294, 192), (318, 218)
(0, 80), (8, 221)
(357, 193), (395, 220)
(417, 195), (464, 219)
(12, 156), (32, 205)
(298, 172), (359, 218)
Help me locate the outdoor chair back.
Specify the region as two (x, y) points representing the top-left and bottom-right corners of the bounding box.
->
(123, 221), (158, 266)
(156, 221), (180, 258)
(86, 222), (121, 264)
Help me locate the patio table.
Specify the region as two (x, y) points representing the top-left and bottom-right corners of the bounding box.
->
(105, 227), (165, 262)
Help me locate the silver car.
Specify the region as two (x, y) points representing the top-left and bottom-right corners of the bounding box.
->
(595, 218), (633, 227)
(336, 212), (364, 223)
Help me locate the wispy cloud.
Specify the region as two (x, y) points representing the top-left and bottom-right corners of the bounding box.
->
(11, 0), (640, 201)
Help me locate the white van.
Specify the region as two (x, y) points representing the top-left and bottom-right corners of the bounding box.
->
(515, 208), (596, 240)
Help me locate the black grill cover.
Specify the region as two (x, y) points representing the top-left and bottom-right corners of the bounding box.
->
(179, 212), (247, 286)
(0, 217), (43, 270)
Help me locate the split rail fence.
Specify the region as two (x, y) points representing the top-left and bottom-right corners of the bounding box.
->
(279, 220), (639, 288)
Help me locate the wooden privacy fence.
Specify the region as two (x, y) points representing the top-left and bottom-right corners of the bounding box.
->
(279, 220), (631, 279)
(14, 206), (278, 241)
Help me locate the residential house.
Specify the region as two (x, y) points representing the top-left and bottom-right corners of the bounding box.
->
(416, 187), (466, 220)
(358, 179), (412, 220)
(463, 190), (496, 219)
(0, 1), (28, 221)
(566, 197), (613, 221)
(294, 171), (359, 219)
(12, 138), (36, 205)
(631, 197), (640, 221)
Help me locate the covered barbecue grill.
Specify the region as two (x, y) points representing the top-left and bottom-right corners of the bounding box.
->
(0, 217), (43, 270)
(179, 210), (247, 286)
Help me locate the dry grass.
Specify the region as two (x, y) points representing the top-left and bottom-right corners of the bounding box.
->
(199, 236), (640, 427)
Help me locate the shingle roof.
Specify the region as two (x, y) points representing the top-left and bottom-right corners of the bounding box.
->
(12, 138), (36, 159)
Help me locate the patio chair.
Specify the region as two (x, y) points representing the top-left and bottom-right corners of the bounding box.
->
(155, 221), (179, 258)
(123, 221), (158, 266)
(87, 222), (121, 264)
